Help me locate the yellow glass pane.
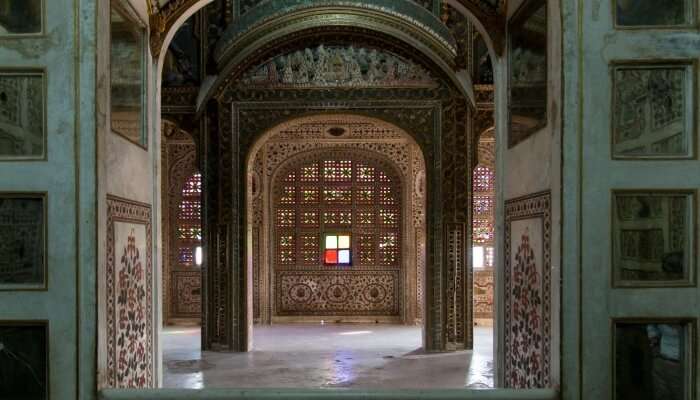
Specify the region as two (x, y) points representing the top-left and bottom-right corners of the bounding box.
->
(338, 235), (351, 249)
(325, 235), (338, 249)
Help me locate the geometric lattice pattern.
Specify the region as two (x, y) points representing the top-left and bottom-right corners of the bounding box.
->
(473, 136), (495, 321)
(472, 165), (495, 245)
(176, 173), (202, 267)
(274, 152), (402, 316)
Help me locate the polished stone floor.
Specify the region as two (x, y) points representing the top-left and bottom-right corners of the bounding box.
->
(163, 324), (494, 389)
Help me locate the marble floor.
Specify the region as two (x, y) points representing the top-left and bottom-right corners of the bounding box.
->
(163, 324), (494, 389)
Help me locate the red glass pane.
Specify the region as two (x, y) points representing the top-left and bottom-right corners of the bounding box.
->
(325, 249), (338, 264)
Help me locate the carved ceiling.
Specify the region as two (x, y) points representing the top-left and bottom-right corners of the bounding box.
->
(148, 0), (508, 59)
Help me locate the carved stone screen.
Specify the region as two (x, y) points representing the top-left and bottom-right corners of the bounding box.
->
(612, 63), (694, 158)
(508, 0), (547, 147)
(612, 191), (695, 287)
(0, 195), (45, 288)
(614, 321), (693, 400)
(110, 3), (145, 146)
(173, 173), (202, 317)
(0, 72), (45, 159)
(0, 0), (42, 35)
(273, 155), (402, 317)
(616, 0), (693, 27)
(0, 322), (47, 400)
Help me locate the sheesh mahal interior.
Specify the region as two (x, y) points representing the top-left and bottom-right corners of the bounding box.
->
(0, 0), (698, 399)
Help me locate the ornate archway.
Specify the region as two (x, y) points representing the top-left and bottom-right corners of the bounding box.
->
(246, 114), (427, 327)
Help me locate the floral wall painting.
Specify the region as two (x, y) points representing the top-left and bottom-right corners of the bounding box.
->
(508, 0), (547, 148)
(612, 191), (695, 287)
(106, 196), (153, 388)
(612, 63), (694, 159)
(0, 195), (45, 288)
(0, 0), (42, 35)
(504, 191), (551, 388)
(0, 323), (48, 400)
(110, 2), (146, 146)
(616, 0), (693, 27)
(0, 72), (45, 159)
(614, 321), (693, 400)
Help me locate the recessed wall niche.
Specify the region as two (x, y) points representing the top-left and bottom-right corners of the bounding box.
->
(0, 195), (45, 288)
(0, 0), (42, 35)
(110, 1), (146, 147)
(612, 63), (694, 159)
(0, 72), (45, 159)
(612, 191), (695, 287)
(0, 322), (48, 400)
(508, 0), (548, 148)
(615, 0), (694, 27)
(614, 320), (694, 400)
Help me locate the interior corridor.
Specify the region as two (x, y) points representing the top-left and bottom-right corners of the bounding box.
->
(163, 325), (494, 389)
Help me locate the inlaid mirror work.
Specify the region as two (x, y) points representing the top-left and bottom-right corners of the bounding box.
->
(612, 191), (695, 287)
(508, 0), (547, 147)
(0, 72), (45, 159)
(615, 0), (694, 27)
(614, 320), (693, 400)
(0, 0), (42, 35)
(0, 322), (48, 400)
(110, 1), (146, 146)
(612, 63), (694, 159)
(0, 195), (45, 288)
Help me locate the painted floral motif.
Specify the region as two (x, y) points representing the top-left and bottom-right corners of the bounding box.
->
(115, 230), (149, 387)
(504, 192), (551, 389)
(509, 229), (543, 387)
(106, 196), (152, 388)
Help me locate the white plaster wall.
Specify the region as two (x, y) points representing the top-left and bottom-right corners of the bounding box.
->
(96, 0), (160, 389)
(497, 0), (563, 389)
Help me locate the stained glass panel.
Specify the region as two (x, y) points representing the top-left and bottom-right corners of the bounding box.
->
(325, 235), (338, 249)
(325, 249), (338, 264)
(338, 249), (351, 264)
(338, 235), (351, 248)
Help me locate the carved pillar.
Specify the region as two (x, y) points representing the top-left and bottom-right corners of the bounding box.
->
(207, 101), (250, 352)
(442, 96), (473, 350)
(203, 100), (223, 350)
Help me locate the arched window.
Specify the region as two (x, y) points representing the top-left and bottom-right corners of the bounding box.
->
(176, 172), (202, 267)
(271, 153), (404, 317)
(274, 158), (401, 269)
